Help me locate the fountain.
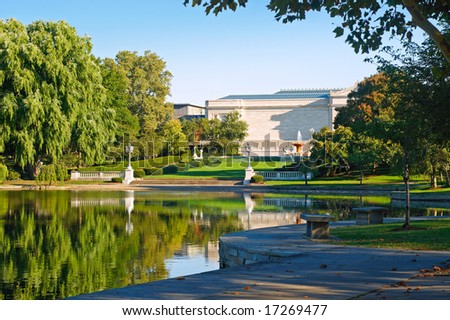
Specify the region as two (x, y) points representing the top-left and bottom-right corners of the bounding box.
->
(292, 130), (304, 155)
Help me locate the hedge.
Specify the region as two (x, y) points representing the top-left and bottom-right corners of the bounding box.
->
(134, 169), (145, 178)
(250, 174), (264, 184)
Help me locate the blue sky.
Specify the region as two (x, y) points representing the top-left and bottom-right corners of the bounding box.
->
(1, 0), (382, 105)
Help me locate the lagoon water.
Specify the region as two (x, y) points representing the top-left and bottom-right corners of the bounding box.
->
(0, 189), (448, 299)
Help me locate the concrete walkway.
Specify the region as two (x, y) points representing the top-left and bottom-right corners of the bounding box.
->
(69, 222), (450, 300)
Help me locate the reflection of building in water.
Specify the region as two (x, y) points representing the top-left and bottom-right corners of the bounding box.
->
(70, 198), (121, 207)
(238, 211), (301, 230)
(240, 194), (311, 230)
(70, 191), (136, 234)
(174, 242), (219, 261)
(261, 197), (311, 208)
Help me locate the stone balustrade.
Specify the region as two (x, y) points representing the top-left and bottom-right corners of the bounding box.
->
(255, 171), (313, 181)
(70, 171), (124, 181)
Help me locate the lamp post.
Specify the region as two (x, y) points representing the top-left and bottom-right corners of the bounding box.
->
(243, 142), (255, 185)
(245, 142), (252, 169)
(125, 143), (134, 169)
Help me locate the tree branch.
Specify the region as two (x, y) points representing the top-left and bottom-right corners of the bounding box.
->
(402, 0), (450, 63)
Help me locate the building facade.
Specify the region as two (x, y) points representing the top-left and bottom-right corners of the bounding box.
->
(173, 103), (206, 120)
(206, 86), (355, 156)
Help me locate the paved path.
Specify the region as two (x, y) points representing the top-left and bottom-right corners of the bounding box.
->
(69, 222), (450, 300)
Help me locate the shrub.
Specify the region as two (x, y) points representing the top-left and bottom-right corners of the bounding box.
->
(144, 168), (163, 175)
(250, 175), (264, 184)
(0, 164), (7, 182)
(163, 164), (178, 174)
(111, 177), (123, 183)
(134, 169), (145, 178)
(36, 164), (57, 185)
(7, 169), (21, 181)
(55, 163), (69, 181)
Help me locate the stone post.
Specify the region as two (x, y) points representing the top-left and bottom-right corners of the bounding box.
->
(122, 168), (134, 185)
(70, 170), (80, 181)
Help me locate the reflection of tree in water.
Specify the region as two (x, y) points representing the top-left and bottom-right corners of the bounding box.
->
(0, 191), (243, 300)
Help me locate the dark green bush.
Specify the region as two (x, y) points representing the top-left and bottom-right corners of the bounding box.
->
(250, 174), (264, 184)
(163, 164), (178, 174)
(134, 169), (145, 178)
(144, 168), (163, 175)
(111, 177), (123, 183)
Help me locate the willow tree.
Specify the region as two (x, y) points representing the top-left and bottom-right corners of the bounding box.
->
(0, 19), (114, 174)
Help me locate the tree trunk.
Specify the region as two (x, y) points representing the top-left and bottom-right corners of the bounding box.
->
(402, 0), (450, 63)
(430, 165), (437, 188)
(359, 169), (364, 185)
(403, 153), (411, 228)
(26, 159), (43, 179)
(444, 169), (450, 187)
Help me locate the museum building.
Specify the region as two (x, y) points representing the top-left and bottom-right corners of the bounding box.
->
(205, 85), (355, 156)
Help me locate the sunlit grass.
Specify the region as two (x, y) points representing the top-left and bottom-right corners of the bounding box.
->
(329, 219), (450, 251)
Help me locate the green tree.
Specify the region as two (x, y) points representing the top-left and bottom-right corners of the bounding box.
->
(335, 73), (401, 183)
(217, 111), (248, 155)
(327, 25), (448, 226)
(160, 119), (187, 156)
(184, 113), (248, 155)
(100, 58), (140, 149)
(0, 19), (114, 174)
(347, 134), (388, 185)
(112, 51), (173, 159)
(184, 0), (450, 62)
(114, 51), (173, 133)
(309, 126), (352, 176)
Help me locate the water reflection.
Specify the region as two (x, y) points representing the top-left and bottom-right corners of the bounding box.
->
(0, 190), (449, 300)
(124, 191), (134, 235)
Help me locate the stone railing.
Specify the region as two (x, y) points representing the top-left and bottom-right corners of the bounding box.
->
(70, 171), (124, 181)
(255, 171), (313, 181)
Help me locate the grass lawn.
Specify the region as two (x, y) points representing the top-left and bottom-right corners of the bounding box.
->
(329, 219), (450, 251)
(145, 157), (288, 180)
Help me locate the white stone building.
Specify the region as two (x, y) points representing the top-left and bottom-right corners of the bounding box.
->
(206, 86), (355, 156)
